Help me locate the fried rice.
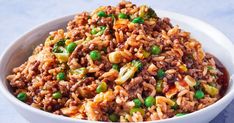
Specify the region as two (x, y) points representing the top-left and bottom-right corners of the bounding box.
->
(6, 1), (228, 122)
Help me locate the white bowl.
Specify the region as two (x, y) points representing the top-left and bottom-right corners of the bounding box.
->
(0, 10), (234, 123)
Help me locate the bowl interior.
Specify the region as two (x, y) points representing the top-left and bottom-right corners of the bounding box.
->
(0, 10), (234, 123)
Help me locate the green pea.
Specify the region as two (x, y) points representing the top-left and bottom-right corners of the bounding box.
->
(130, 108), (145, 115)
(57, 72), (65, 80)
(151, 45), (161, 55)
(132, 17), (144, 24)
(156, 80), (163, 93)
(91, 28), (98, 35)
(96, 82), (107, 93)
(132, 60), (143, 70)
(175, 113), (186, 117)
(17, 92), (27, 102)
(52, 91), (62, 99)
(66, 42), (77, 53)
(118, 13), (128, 19)
(109, 113), (119, 122)
(90, 50), (101, 60)
(144, 96), (155, 107)
(157, 69), (165, 79)
(195, 90), (205, 99)
(112, 64), (119, 71)
(133, 98), (142, 108)
(97, 11), (107, 17)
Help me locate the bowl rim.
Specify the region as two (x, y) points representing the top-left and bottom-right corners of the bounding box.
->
(0, 9), (234, 123)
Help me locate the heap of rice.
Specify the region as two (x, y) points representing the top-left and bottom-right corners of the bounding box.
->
(7, 1), (225, 122)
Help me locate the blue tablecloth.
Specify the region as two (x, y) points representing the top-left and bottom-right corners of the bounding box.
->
(0, 0), (233, 122)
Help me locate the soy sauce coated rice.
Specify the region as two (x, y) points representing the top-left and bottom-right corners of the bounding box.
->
(6, 1), (228, 122)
